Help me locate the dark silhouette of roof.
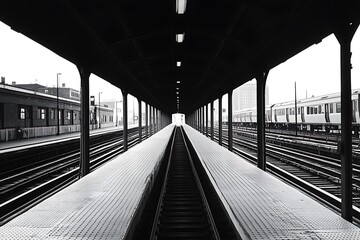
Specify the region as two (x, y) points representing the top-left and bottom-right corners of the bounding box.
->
(0, 1), (358, 114)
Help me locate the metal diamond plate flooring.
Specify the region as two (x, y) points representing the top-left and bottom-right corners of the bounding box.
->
(0, 125), (174, 240)
(183, 125), (360, 240)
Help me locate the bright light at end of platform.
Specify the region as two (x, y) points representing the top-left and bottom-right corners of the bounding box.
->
(176, 0), (187, 14)
(176, 61), (181, 67)
(172, 113), (185, 126)
(176, 33), (185, 43)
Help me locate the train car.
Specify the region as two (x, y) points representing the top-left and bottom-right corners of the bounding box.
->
(233, 89), (360, 135)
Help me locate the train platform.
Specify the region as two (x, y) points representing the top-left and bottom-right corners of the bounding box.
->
(183, 125), (360, 239)
(0, 124), (139, 153)
(0, 125), (175, 239)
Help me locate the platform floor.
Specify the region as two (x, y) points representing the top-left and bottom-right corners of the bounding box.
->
(183, 125), (360, 240)
(0, 125), (174, 239)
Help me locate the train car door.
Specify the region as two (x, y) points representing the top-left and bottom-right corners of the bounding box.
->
(325, 104), (330, 122)
(0, 103), (3, 129)
(352, 100), (357, 123)
(301, 107), (305, 122)
(286, 108), (289, 122)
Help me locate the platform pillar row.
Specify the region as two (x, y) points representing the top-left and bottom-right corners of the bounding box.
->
(145, 103), (149, 138)
(210, 101), (214, 140)
(78, 66), (91, 178)
(335, 21), (359, 222)
(205, 104), (209, 137)
(122, 90), (128, 152)
(218, 96), (223, 146)
(256, 71), (269, 171)
(138, 98), (142, 143)
(228, 90), (233, 151)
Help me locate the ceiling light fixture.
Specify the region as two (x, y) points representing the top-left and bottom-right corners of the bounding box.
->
(176, 0), (187, 14)
(176, 33), (185, 43)
(176, 61), (181, 67)
(177, 81), (180, 84)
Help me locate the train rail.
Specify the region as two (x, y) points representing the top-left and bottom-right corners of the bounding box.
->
(209, 127), (360, 221)
(130, 127), (240, 240)
(0, 127), (149, 225)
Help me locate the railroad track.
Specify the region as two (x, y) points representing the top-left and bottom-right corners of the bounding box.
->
(130, 127), (240, 240)
(208, 128), (360, 221)
(0, 127), (148, 225)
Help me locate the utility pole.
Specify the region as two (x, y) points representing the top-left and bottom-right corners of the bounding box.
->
(295, 81), (298, 136)
(56, 73), (61, 135)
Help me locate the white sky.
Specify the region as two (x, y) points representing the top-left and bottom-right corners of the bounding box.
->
(0, 21), (359, 106)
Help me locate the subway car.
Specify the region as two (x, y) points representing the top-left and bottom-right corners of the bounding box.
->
(234, 89), (360, 135)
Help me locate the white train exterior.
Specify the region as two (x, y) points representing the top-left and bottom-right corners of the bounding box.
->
(233, 89), (360, 134)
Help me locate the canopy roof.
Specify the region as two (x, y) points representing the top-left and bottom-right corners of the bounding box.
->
(0, 0), (359, 114)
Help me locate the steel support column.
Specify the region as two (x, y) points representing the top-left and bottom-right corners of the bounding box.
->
(218, 97), (223, 145)
(228, 90), (233, 151)
(205, 104), (208, 137)
(138, 98), (142, 143)
(211, 101), (214, 140)
(202, 106), (205, 134)
(256, 71), (269, 171)
(145, 103), (149, 138)
(335, 22), (358, 222)
(78, 67), (90, 177)
(122, 90), (128, 152)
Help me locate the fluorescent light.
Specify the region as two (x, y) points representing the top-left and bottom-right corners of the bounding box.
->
(176, 92), (179, 94)
(176, 33), (185, 43)
(176, 87), (179, 90)
(177, 81), (180, 84)
(176, 61), (181, 67)
(176, 0), (187, 14)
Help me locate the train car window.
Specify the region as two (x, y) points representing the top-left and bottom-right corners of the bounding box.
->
(318, 105), (322, 114)
(310, 107), (313, 115)
(67, 112), (71, 120)
(336, 103), (341, 113)
(58, 110), (62, 120)
(355, 100), (358, 111)
(307, 107), (309, 114)
(314, 107), (317, 114)
(330, 103), (333, 113)
(73, 112), (77, 120)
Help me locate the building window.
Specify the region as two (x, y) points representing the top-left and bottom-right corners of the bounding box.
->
(37, 108), (46, 119)
(20, 107), (26, 120)
(50, 109), (55, 119)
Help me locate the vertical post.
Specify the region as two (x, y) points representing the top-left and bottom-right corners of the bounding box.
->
(206, 104), (208, 137)
(256, 71), (269, 171)
(295, 81), (298, 136)
(219, 96), (223, 146)
(138, 98), (142, 143)
(335, 22), (358, 222)
(228, 90), (233, 151)
(56, 73), (61, 135)
(202, 106), (205, 134)
(211, 101), (214, 140)
(98, 92), (101, 128)
(145, 103), (149, 138)
(78, 67), (90, 177)
(122, 90), (128, 152)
